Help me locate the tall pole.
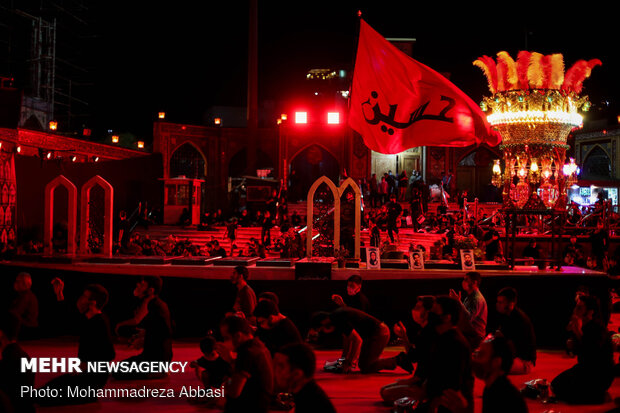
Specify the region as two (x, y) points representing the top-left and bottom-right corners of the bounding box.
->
(246, 0), (258, 175)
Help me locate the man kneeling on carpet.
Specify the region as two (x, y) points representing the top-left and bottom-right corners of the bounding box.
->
(550, 293), (614, 404)
(380, 296), (474, 412)
(310, 306), (398, 374)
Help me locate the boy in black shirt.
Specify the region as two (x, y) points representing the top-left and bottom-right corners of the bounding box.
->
(191, 335), (232, 389)
(331, 274), (371, 314)
(274, 343), (336, 413)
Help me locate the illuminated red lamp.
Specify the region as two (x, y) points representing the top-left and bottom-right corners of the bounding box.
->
(158, 112), (166, 119)
(137, 141), (145, 149)
(49, 120), (58, 131)
(281, 114), (288, 121)
(295, 112), (307, 124)
(111, 135), (119, 143)
(83, 128), (91, 137)
(327, 112), (340, 124)
(214, 118), (221, 125)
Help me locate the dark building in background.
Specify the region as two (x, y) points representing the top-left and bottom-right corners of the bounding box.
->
(0, 0), (95, 134)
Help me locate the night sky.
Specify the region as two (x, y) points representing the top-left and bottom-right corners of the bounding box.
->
(85, 1), (619, 140)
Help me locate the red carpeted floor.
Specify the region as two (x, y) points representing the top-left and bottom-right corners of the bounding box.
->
(19, 338), (620, 413)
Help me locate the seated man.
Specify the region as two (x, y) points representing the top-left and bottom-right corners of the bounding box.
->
(440, 335), (528, 413)
(380, 296), (474, 412)
(450, 271), (488, 346)
(495, 287), (536, 374)
(551, 294), (614, 404)
(274, 343), (336, 413)
(113, 276), (173, 380)
(381, 296), (439, 401)
(219, 316), (273, 413)
(310, 307), (392, 374)
(38, 282), (116, 406)
(254, 299), (302, 356)
(331, 274), (371, 313)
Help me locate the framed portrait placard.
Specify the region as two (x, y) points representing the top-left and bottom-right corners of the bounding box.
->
(366, 247), (381, 269)
(460, 249), (475, 271)
(409, 251), (424, 270)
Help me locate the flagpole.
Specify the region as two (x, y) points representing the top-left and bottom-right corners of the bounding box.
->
(347, 11), (363, 113)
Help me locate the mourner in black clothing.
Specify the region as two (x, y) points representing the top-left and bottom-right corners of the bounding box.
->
(522, 239), (540, 260)
(0, 314), (35, 413)
(381, 296), (439, 402)
(369, 219), (381, 247)
(551, 294), (614, 404)
(386, 194), (402, 243)
(231, 266), (257, 321)
(381, 296), (474, 412)
(113, 276), (173, 380)
(191, 335), (232, 389)
(589, 220), (609, 264)
(38, 282), (116, 406)
(495, 287), (536, 374)
(274, 343), (337, 413)
(439, 335), (528, 413)
(254, 299), (303, 355)
(482, 223), (500, 261)
(311, 307), (394, 374)
(9, 272), (38, 337)
(219, 316), (273, 413)
(211, 240), (227, 258)
(261, 211), (274, 247)
(331, 274), (371, 314)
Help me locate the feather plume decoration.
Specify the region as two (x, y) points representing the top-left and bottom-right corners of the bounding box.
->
(528, 52), (544, 89)
(497, 51), (518, 90)
(572, 59), (602, 93)
(516, 51), (531, 89)
(541, 55), (553, 89)
(549, 54), (564, 89)
(473, 55), (498, 94)
(562, 60), (588, 92)
(496, 60), (507, 92)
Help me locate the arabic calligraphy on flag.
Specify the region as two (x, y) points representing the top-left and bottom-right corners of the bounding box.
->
(348, 20), (501, 154)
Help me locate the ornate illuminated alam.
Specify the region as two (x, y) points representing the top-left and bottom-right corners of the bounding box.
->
(475, 51), (600, 209)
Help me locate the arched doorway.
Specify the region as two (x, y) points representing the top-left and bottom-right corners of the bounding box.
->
(456, 146), (501, 202)
(44, 175), (78, 255)
(290, 144), (340, 202)
(169, 142), (207, 179)
(582, 146), (611, 180)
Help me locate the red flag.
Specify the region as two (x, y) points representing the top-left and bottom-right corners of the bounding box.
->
(348, 20), (500, 154)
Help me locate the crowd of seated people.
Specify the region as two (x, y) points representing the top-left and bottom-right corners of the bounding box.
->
(4, 259), (620, 413)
